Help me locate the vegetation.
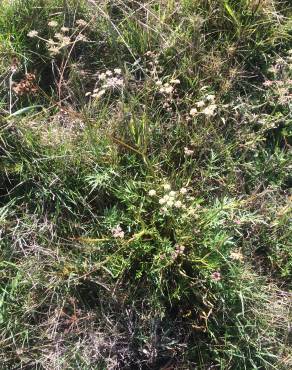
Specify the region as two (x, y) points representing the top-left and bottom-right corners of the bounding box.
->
(0, 0), (291, 368)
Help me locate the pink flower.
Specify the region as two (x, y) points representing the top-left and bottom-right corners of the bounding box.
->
(211, 271), (221, 281)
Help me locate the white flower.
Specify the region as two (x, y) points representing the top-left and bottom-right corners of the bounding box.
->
(76, 19), (87, 27)
(27, 30), (38, 38)
(114, 68), (122, 74)
(99, 73), (107, 81)
(48, 20), (58, 27)
(206, 94), (215, 102)
(76, 34), (87, 42)
(230, 250), (244, 261)
(61, 26), (69, 33)
(156, 80), (163, 86)
(164, 86), (174, 94)
(148, 189), (156, 196)
(188, 208), (196, 216)
(48, 38), (55, 46)
(195, 100), (205, 108)
(166, 200), (174, 207)
(106, 70), (113, 76)
(111, 225), (124, 239)
(48, 46), (60, 55)
(159, 198), (166, 205)
(169, 191), (176, 198)
(170, 79), (180, 84)
(92, 89), (106, 98)
(202, 104), (217, 117)
(184, 147), (194, 156)
(180, 187), (187, 194)
(163, 184), (171, 191)
(54, 33), (63, 40)
(103, 76), (124, 89)
(189, 108), (197, 116)
(61, 36), (71, 46)
(163, 195), (170, 202)
(161, 207), (168, 214)
(174, 200), (183, 208)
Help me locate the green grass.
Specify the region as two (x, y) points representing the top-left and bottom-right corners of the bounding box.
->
(0, 0), (291, 369)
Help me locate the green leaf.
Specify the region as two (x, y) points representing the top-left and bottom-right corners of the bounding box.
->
(8, 105), (43, 118)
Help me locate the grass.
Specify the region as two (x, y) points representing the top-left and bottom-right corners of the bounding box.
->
(0, 0), (291, 369)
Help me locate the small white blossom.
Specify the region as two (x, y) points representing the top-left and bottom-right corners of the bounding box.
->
(166, 200), (174, 207)
(156, 80), (163, 86)
(92, 89), (106, 98)
(48, 38), (55, 46)
(27, 30), (38, 38)
(48, 46), (60, 55)
(163, 184), (171, 191)
(174, 200), (183, 208)
(230, 250), (244, 261)
(164, 86), (174, 94)
(148, 189), (156, 196)
(48, 20), (58, 27)
(188, 208), (196, 216)
(76, 19), (87, 27)
(105, 70), (113, 76)
(61, 26), (69, 33)
(169, 191), (176, 198)
(195, 100), (205, 108)
(206, 94), (215, 102)
(114, 68), (122, 74)
(61, 36), (71, 46)
(54, 33), (63, 40)
(99, 73), (107, 81)
(184, 147), (194, 156)
(161, 207), (168, 214)
(76, 34), (87, 42)
(112, 225), (124, 239)
(189, 108), (197, 116)
(170, 79), (180, 84)
(159, 198), (166, 205)
(180, 187), (187, 194)
(202, 104), (217, 117)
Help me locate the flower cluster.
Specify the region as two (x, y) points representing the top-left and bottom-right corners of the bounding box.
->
(184, 147), (194, 156)
(156, 78), (180, 112)
(148, 183), (192, 215)
(189, 94), (217, 118)
(111, 225), (125, 239)
(85, 69), (124, 99)
(28, 19), (88, 56)
(144, 51), (181, 112)
(145, 50), (164, 79)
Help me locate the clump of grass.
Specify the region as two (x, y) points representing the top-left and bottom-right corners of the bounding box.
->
(0, 0), (291, 369)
